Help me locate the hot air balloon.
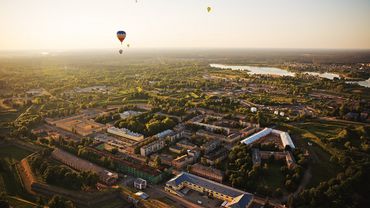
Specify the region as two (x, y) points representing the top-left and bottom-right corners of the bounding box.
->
(127, 44), (130, 48)
(119, 49), (123, 54)
(117, 31), (126, 45)
(207, 6), (211, 13)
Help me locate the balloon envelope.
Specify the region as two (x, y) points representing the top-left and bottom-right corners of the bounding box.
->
(119, 49), (123, 54)
(117, 31), (126, 43)
(207, 7), (211, 12)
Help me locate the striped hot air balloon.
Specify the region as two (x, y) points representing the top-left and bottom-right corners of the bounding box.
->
(117, 31), (126, 44)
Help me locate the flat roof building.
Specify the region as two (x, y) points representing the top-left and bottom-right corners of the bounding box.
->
(134, 178), (147, 190)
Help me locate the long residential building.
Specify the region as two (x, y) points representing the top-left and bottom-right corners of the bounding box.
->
(165, 172), (253, 208)
(86, 147), (164, 184)
(107, 127), (144, 142)
(140, 138), (166, 157)
(51, 148), (118, 185)
(191, 122), (231, 135)
(190, 163), (224, 183)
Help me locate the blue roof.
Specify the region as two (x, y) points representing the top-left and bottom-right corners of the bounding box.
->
(226, 193), (253, 208)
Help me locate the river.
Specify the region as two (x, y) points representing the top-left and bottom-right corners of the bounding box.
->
(210, 64), (370, 88)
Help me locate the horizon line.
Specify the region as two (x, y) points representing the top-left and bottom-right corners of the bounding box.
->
(1, 47), (370, 53)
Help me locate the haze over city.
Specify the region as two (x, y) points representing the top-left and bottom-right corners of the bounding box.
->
(1, 1), (370, 208)
(0, 0), (370, 50)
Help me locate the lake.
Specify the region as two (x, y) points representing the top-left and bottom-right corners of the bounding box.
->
(210, 64), (369, 88)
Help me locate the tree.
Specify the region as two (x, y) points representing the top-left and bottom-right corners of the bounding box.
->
(111, 148), (118, 154)
(153, 156), (161, 169)
(48, 195), (75, 208)
(36, 196), (45, 208)
(0, 192), (9, 208)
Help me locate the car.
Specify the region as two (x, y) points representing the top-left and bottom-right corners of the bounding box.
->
(197, 200), (202, 205)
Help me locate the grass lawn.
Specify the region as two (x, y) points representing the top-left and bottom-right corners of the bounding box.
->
(0, 145), (33, 161)
(307, 144), (341, 188)
(278, 119), (347, 188)
(0, 111), (19, 134)
(258, 161), (285, 190)
(295, 119), (349, 139)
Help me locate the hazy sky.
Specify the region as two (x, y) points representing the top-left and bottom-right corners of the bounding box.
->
(0, 0), (369, 50)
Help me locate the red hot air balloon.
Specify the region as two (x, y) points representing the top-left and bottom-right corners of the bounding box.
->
(117, 31), (126, 45)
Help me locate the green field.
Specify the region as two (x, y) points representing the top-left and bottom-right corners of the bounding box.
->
(0, 111), (19, 134)
(0, 145), (35, 205)
(0, 145), (33, 161)
(295, 119), (356, 139)
(279, 119), (350, 188)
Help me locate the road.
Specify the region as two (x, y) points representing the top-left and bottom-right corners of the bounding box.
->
(319, 116), (370, 126)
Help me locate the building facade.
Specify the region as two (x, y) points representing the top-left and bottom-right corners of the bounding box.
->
(140, 138), (166, 157)
(190, 163), (224, 183)
(107, 127), (144, 142)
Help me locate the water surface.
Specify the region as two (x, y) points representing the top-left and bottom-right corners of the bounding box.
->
(210, 64), (295, 77)
(210, 64), (369, 88)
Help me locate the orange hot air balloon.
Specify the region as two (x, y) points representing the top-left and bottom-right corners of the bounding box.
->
(117, 31), (126, 45)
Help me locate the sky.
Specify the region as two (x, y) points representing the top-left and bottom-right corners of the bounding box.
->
(0, 0), (369, 50)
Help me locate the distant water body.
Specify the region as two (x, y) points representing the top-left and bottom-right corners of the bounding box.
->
(210, 64), (369, 88)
